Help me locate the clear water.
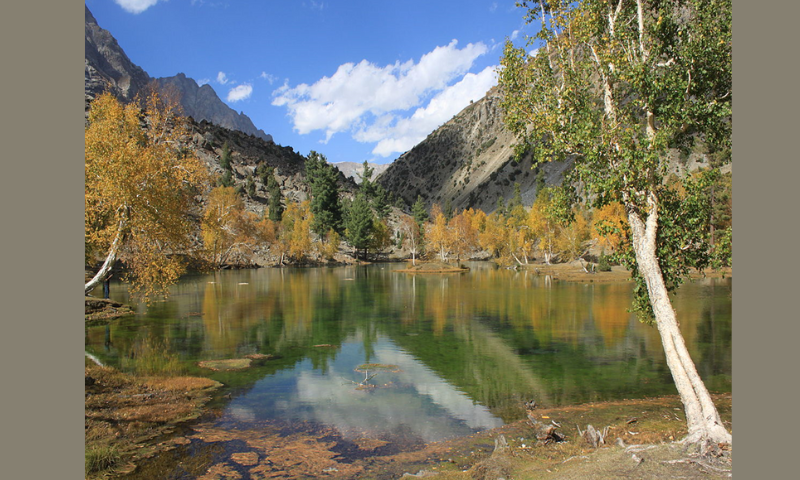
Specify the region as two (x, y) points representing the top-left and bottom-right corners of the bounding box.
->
(86, 262), (731, 445)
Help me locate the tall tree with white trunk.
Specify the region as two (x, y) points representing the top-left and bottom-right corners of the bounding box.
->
(499, 0), (731, 449)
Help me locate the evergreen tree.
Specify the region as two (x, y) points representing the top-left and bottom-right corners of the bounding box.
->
(219, 141), (232, 171)
(245, 175), (256, 198)
(305, 151), (343, 235)
(267, 174), (283, 222)
(218, 169), (234, 188)
(372, 184), (391, 219)
(344, 192), (374, 260)
(444, 198), (454, 220)
(412, 195), (428, 228)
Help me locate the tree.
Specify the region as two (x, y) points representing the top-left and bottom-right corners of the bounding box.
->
(344, 192), (374, 260)
(201, 186), (266, 267)
(219, 141), (232, 171)
(275, 201), (313, 264)
(426, 204), (452, 262)
(411, 195), (428, 228)
(399, 214), (422, 265)
(266, 173), (284, 222)
(500, 0), (731, 448)
(305, 151), (343, 235)
(85, 91), (208, 300)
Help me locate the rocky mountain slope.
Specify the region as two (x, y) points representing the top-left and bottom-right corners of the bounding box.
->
(85, 5), (271, 142)
(179, 119), (356, 217)
(332, 162), (390, 184)
(377, 85), (729, 214)
(376, 87), (571, 213)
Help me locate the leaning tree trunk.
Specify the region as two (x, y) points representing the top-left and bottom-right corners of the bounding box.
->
(627, 194), (732, 449)
(85, 218), (126, 296)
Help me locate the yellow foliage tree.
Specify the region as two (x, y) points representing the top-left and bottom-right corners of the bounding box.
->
(201, 186), (271, 267)
(274, 201), (314, 264)
(592, 202), (629, 253)
(85, 91), (208, 300)
(555, 209), (591, 264)
(426, 204), (452, 262)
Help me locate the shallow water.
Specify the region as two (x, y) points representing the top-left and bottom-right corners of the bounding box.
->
(86, 262), (731, 459)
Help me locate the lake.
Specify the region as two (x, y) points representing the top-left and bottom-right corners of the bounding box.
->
(85, 262), (731, 473)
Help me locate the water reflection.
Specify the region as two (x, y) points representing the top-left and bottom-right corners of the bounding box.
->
(87, 263), (731, 438)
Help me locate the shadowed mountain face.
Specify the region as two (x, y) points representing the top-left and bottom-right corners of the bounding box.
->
(84, 5), (272, 143)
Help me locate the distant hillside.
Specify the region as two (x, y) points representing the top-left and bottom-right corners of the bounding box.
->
(376, 87), (570, 213)
(333, 162), (390, 184)
(377, 86), (728, 214)
(84, 5), (271, 142)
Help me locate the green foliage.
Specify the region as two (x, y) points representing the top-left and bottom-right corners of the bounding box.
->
(218, 169), (234, 188)
(246, 174), (256, 198)
(712, 226), (732, 269)
(85, 444), (120, 474)
(500, 0), (731, 322)
(444, 198), (454, 220)
(344, 192), (375, 257)
(412, 195), (428, 227)
(267, 174), (283, 221)
(495, 196), (506, 217)
(219, 141), (232, 171)
(372, 184), (392, 219)
(305, 151), (343, 235)
(598, 251), (612, 272)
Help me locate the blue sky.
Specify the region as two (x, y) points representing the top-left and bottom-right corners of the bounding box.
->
(86, 1), (538, 164)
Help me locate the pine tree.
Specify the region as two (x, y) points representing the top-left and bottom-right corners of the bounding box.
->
(344, 192), (374, 260)
(305, 151), (343, 235)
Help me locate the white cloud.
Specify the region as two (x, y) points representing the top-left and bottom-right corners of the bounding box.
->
(197, 78), (210, 86)
(114, 0), (161, 14)
(227, 84), (253, 102)
(528, 48), (540, 57)
(216, 71), (229, 85)
(511, 30), (520, 41)
(260, 72), (278, 84)
(272, 40), (489, 143)
(357, 66), (498, 157)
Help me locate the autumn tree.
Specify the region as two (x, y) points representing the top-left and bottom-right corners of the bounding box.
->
(275, 200), (314, 264)
(448, 209), (480, 263)
(201, 186), (268, 267)
(555, 208), (591, 266)
(500, 0), (732, 447)
(593, 201), (629, 254)
(399, 214), (422, 265)
(85, 91), (208, 300)
(528, 187), (565, 265)
(426, 204), (452, 262)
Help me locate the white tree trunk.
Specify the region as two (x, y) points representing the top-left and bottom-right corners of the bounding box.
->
(627, 195), (731, 448)
(85, 218), (126, 296)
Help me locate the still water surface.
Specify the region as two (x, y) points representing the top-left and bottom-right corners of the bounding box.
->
(86, 262), (731, 445)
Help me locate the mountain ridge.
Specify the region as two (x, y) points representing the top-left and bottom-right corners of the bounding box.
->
(84, 5), (272, 143)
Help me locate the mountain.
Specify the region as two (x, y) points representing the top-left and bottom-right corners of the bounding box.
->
(84, 5), (272, 143)
(376, 87), (571, 213)
(332, 162), (390, 184)
(183, 119), (355, 216)
(377, 85), (725, 214)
